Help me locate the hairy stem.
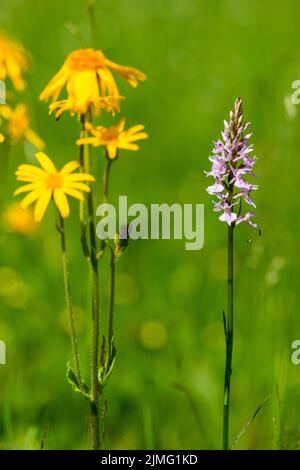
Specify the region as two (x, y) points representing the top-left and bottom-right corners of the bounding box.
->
(58, 214), (83, 389)
(85, 0), (97, 47)
(85, 143), (101, 450)
(79, 118), (101, 449)
(79, 116), (89, 258)
(108, 249), (116, 362)
(223, 224), (234, 450)
(103, 158), (112, 204)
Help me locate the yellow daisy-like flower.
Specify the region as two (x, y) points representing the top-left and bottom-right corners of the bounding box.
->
(39, 48), (146, 116)
(76, 118), (148, 160)
(0, 133), (4, 142)
(0, 33), (29, 91)
(0, 103), (45, 149)
(14, 152), (95, 222)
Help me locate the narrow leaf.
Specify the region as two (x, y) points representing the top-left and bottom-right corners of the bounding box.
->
(230, 394), (271, 449)
(66, 362), (90, 399)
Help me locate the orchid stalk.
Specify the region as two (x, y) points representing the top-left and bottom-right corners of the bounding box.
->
(206, 97), (258, 449)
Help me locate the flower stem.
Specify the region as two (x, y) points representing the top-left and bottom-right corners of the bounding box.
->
(79, 116), (89, 258)
(102, 156), (115, 362)
(78, 118), (101, 450)
(108, 248), (116, 362)
(85, 0), (97, 47)
(84, 142), (101, 450)
(103, 158), (112, 204)
(58, 214), (83, 389)
(223, 224), (234, 450)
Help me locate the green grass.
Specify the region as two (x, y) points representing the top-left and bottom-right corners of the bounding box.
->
(1, 0), (300, 449)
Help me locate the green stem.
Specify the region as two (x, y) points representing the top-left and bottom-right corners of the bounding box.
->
(223, 224), (234, 450)
(79, 116), (89, 258)
(78, 119), (101, 449)
(0, 141), (10, 209)
(58, 214), (83, 389)
(85, 143), (101, 450)
(108, 249), (116, 362)
(85, 0), (97, 47)
(103, 158), (112, 204)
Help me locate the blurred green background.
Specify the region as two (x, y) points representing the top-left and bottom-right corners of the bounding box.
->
(0, 0), (300, 450)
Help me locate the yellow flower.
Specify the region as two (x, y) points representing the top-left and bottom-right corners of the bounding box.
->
(76, 118), (148, 160)
(0, 103), (45, 149)
(39, 48), (146, 116)
(4, 203), (37, 235)
(0, 33), (29, 91)
(0, 133), (4, 142)
(14, 152), (95, 222)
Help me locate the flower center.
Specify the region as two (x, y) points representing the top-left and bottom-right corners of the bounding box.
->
(101, 126), (119, 141)
(47, 173), (62, 190)
(68, 49), (105, 71)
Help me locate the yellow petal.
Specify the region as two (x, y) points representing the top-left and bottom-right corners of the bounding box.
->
(34, 190), (52, 222)
(53, 189), (70, 218)
(14, 183), (43, 195)
(119, 142), (139, 151)
(20, 188), (44, 209)
(76, 137), (99, 147)
(107, 144), (117, 159)
(64, 173), (95, 182)
(39, 65), (70, 102)
(63, 182), (91, 192)
(16, 174), (41, 183)
(126, 131), (148, 142)
(35, 152), (57, 173)
(126, 125), (146, 135)
(97, 67), (119, 97)
(66, 70), (99, 113)
(62, 187), (84, 201)
(60, 160), (80, 176)
(105, 59), (147, 87)
(16, 163), (46, 177)
(117, 118), (126, 132)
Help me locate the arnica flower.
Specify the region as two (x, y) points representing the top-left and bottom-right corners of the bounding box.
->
(0, 104), (45, 149)
(76, 118), (148, 159)
(39, 48), (146, 116)
(0, 33), (29, 91)
(206, 98), (258, 228)
(0, 133), (4, 142)
(14, 152), (95, 222)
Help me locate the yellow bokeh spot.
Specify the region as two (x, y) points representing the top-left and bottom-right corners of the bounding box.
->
(139, 320), (167, 351)
(4, 203), (37, 235)
(115, 273), (139, 305)
(0, 266), (29, 309)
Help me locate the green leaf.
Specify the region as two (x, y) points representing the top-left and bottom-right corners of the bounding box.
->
(98, 343), (117, 388)
(66, 363), (90, 400)
(105, 344), (117, 381)
(230, 394), (271, 449)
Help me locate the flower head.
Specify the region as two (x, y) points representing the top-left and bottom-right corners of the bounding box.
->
(0, 33), (29, 91)
(39, 48), (146, 116)
(0, 133), (4, 142)
(76, 118), (148, 159)
(14, 152), (95, 222)
(0, 104), (44, 149)
(206, 98), (258, 228)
